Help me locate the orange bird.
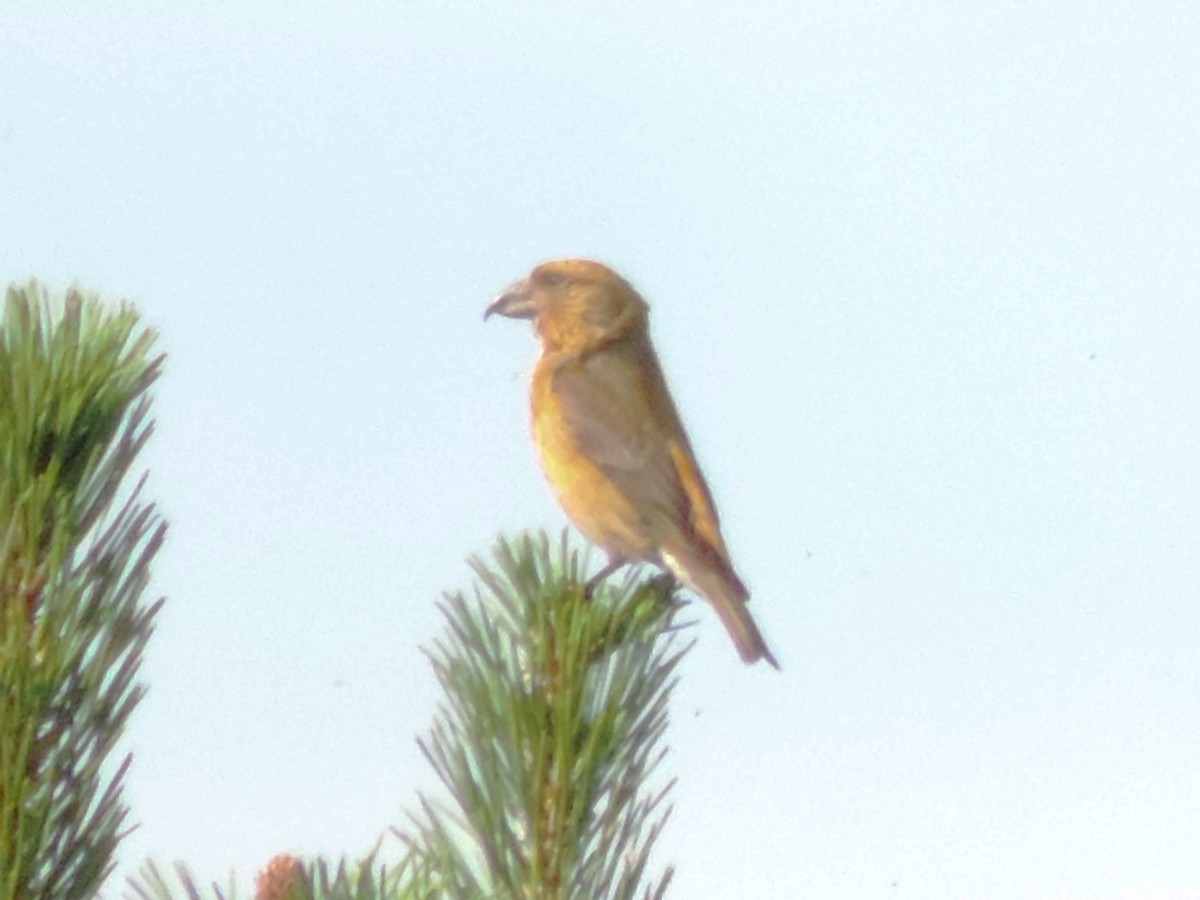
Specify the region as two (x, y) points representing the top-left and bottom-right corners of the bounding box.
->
(486, 259), (778, 668)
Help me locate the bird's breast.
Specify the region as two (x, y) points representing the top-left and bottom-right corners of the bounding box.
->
(529, 362), (655, 560)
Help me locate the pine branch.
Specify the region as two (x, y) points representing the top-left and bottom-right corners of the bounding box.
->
(126, 850), (407, 900)
(1, 281), (165, 899)
(123, 533), (687, 900)
(397, 531), (689, 900)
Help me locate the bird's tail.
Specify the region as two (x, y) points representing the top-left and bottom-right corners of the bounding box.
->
(661, 544), (779, 669)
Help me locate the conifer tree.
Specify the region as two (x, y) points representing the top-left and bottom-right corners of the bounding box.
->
(129, 534), (688, 900)
(397, 532), (684, 899)
(1, 282), (165, 899)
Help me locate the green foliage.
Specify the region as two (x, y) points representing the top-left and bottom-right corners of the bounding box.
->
(397, 532), (686, 900)
(127, 848), (402, 900)
(123, 533), (686, 900)
(1, 281), (164, 899)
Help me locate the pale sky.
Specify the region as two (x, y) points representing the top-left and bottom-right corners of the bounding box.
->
(2, 3), (1198, 898)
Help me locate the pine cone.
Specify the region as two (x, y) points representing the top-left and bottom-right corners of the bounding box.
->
(255, 853), (308, 900)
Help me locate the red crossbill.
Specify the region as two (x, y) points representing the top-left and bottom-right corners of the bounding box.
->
(486, 259), (778, 668)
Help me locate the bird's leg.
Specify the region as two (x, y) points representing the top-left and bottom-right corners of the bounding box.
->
(649, 570), (680, 594)
(583, 556), (629, 601)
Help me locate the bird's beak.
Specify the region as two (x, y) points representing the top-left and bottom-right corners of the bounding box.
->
(484, 277), (537, 321)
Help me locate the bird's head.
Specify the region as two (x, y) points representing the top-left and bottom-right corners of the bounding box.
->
(485, 259), (649, 354)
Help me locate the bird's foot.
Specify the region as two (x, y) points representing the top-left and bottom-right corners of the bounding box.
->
(582, 556), (629, 602)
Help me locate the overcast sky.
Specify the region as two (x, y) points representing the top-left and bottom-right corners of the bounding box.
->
(2, 3), (1198, 897)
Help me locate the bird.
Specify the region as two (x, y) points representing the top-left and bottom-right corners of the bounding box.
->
(485, 259), (778, 668)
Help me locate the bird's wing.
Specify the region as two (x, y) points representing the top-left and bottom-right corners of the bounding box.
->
(551, 346), (728, 557)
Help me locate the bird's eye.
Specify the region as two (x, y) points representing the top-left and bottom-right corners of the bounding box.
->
(538, 271), (565, 287)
